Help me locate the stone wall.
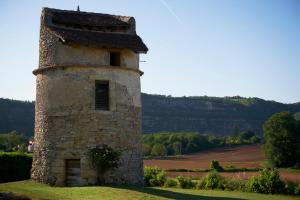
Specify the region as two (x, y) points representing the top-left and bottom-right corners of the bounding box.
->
(38, 17), (139, 71)
(55, 44), (139, 69)
(32, 67), (143, 186)
(32, 10), (145, 186)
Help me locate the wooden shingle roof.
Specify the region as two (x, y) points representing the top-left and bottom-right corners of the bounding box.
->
(42, 8), (148, 53)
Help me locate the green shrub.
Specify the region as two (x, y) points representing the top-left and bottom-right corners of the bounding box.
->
(88, 145), (121, 184)
(197, 171), (225, 189)
(247, 168), (285, 194)
(210, 160), (223, 172)
(144, 166), (166, 186)
(164, 178), (177, 187)
(175, 176), (195, 189)
(295, 183), (300, 195)
(196, 179), (206, 189)
(0, 152), (32, 183)
(284, 181), (297, 195)
(223, 179), (247, 191)
(223, 166), (260, 172)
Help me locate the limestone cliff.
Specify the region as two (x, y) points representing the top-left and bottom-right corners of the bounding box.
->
(0, 94), (300, 136)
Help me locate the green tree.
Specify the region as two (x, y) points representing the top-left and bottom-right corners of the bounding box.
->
(88, 145), (121, 184)
(151, 143), (166, 157)
(249, 135), (260, 144)
(294, 112), (300, 121)
(210, 160), (223, 172)
(263, 112), (300, 167)
(248, 168), (285, 194)
(239, 131), (254, 140)
(172, 141), (182, 155)
(142, 144), (152, 156)
(0, 131), (26, 151)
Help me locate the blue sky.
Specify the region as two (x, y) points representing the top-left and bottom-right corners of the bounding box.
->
(0, 0), (299, 103)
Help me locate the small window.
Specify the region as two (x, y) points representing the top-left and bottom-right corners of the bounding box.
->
(110, 52), (120, 66)
(95, 81), (109, 110)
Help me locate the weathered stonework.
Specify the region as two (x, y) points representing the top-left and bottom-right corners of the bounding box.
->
(31, 8), (147, 186)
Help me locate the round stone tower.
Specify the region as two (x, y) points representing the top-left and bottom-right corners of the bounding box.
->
(31, 8), (148, 186)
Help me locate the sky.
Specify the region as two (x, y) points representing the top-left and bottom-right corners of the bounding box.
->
(0, 0), (299, 103)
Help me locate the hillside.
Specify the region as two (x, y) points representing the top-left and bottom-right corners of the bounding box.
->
(0, 94), (300, 136)
(0, 98), (34, 136)
(295, 112), (300, 121)
(142, 94), (300, 135)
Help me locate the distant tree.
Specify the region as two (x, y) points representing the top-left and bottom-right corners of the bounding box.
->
(239, 130), (255, 141)
(210, 160), (223, 172)
(143, 132), (261, 157)
(294, 112), (300, 121)
(172, 141), (182, 155)
(142, 144), (152, 156)
(185, 142), (197, 153)
(166, 143), (174, 155)
(263, 112), (300, 167)
(151, 143), (166, 157)
(249, 135), (260, 144)
(0, 131), (26, 151)
(237, 130), (260, 144)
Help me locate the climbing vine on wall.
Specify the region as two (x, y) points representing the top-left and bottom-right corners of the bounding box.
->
(88, 145), (121, 184)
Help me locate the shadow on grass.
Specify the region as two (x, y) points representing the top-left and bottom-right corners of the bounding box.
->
(112, 185), (244, 200)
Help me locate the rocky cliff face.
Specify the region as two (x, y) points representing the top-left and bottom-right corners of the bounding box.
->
(142, 93), (300, 135)
(1, 94), (300, 136)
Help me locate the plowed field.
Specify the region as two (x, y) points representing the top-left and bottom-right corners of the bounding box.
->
(144, 144), (300, 182)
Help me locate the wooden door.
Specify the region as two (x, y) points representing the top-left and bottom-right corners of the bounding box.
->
(66, 159), (81, 186)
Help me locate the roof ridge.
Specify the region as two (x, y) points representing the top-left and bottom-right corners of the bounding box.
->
(42, 7), (133, 23)
(49, 25), (131, 35)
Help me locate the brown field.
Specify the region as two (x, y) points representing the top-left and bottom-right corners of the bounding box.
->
(144, 144), (265, 169)
(144, 144), (300, 182)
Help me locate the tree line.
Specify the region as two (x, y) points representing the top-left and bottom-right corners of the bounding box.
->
(143, 131), (260, 157)
(0, 131), (29, 152)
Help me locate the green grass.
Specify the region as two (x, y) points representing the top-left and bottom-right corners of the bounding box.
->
(279, 168), (300, 173)
(166, 167), (260, 173)
(0, 180), (300, 200)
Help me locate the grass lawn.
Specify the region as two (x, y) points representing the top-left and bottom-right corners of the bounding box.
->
(0, 180), (299, 200)
(279, 168), (300, 173)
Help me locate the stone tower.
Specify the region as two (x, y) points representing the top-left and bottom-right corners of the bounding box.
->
(31, 8), (148, 186)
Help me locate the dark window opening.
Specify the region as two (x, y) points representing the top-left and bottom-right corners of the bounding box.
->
(110, 52), (121, 66)
(95, 81), (109, 110)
